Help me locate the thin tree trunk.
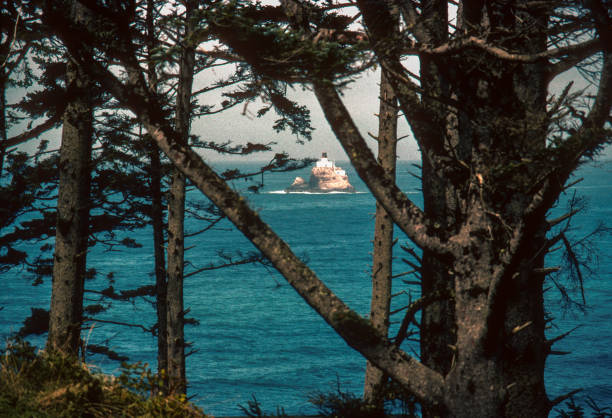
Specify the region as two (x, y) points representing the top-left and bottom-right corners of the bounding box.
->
(151, 143), (168, 383)
(166, 0), (196, 394)
(166, 168), (185, 393)
(144, 0), (168, 388)
(363, 70), (397, 403)
(0, 79), (7, 174)
(47, 55), (93, 355)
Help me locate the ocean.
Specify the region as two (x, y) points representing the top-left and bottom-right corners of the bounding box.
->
(1, 160), (611, 416)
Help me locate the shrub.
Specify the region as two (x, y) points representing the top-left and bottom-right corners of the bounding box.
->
(0, 339), (207, 417)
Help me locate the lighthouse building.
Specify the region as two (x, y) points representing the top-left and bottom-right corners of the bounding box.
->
(316, 152), (334, 168)
(315, 152), (346, 176)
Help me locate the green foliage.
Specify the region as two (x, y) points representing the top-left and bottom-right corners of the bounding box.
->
(204, 1), (369, 83)
(238, 395), (287, 417)
(308, 378), (418, 418)
(0, 340), (207, 417)
(309, 386), (386, 418)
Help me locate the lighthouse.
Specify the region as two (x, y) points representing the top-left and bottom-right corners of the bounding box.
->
(316, 152), (334, 168)
(285, 152), (355, 193)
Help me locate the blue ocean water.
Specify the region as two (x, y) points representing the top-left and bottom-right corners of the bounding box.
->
(1, 160), (611, 416)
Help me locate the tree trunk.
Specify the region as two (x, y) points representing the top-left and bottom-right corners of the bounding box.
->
(442, 206), (549, 418)
(418, 3), (458, 410)
(363, 70), (397, 403)
(144, 0), (168, 389)
(166, 0), (196, 394)
(0, 78), (7, 174)
(150, 144), (168, 384)
(166, 167), (186, 393)
(47, 56), (93, 355)
(440, 5), (550, 415)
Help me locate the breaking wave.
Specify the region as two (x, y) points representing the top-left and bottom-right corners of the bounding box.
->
(266, 190), (367, 194)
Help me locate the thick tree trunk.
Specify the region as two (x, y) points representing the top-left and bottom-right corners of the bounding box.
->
(166, 0), (196, 394)
(442, 207), (549, 418)
(418, 2), (458, 407)
(363, 70), (397, 403)
(420, 162), (457, 379)
(47, 57), (92, 355)
(416, 2), (551, 416)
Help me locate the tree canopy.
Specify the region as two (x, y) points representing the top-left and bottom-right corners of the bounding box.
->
(4, 0), (611, 416)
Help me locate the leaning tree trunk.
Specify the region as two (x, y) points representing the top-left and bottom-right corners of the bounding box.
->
(363, 70), (398, 403)
(166, 0), (196, 395)
(47, 56), (93, 355)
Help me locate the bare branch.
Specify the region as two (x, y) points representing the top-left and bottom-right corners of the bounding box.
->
(549, 389), (583, 407)
(421, 36), (602, 64)
(83, 317), (153, 333)
(184, 254), (264, 279)
(561, 233), (586, 305)
(3, 113), (64, 149)
(547, 41), (603, 81)
(394, 288), (453, 347)
(546, 325), (581, 349)
(532, 266), (561, 275)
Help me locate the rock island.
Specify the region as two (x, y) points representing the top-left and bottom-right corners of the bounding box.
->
(286, 153), (355, 193)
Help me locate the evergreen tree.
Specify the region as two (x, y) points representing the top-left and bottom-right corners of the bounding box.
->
(44, 1), (612, 415)
(47, 3), (94, 355)
(28, 0), (314, 375)
(165, 0), (197, 394)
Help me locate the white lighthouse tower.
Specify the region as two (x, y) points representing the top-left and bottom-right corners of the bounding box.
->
(316, 152), (334, 168)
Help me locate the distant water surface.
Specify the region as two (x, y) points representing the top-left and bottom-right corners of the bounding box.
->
(1, 160), (611, 416)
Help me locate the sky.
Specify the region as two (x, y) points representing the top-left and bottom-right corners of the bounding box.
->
(191, 66), (419, 164)
(6, 42), (610, 165)
(7, 65), (422, 163)
(186, 62), (612, 163)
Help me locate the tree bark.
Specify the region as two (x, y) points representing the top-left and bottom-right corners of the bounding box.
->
(150, 143), (168, 384)
(0, 78), (7, 175)
(166, 167), (185, 393)
(47, 55), (93, 355)
(166, 0), (196, 394)
(354, 2), (555, 416)
(144, 0), (168, 389)
(363, 70), (397, 403)
(417, 3), (458, 402)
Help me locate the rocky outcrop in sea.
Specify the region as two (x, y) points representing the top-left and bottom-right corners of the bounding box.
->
(286, 153), (355, 193)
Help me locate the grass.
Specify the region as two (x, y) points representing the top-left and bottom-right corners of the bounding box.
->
(0, 339), (207, 417)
